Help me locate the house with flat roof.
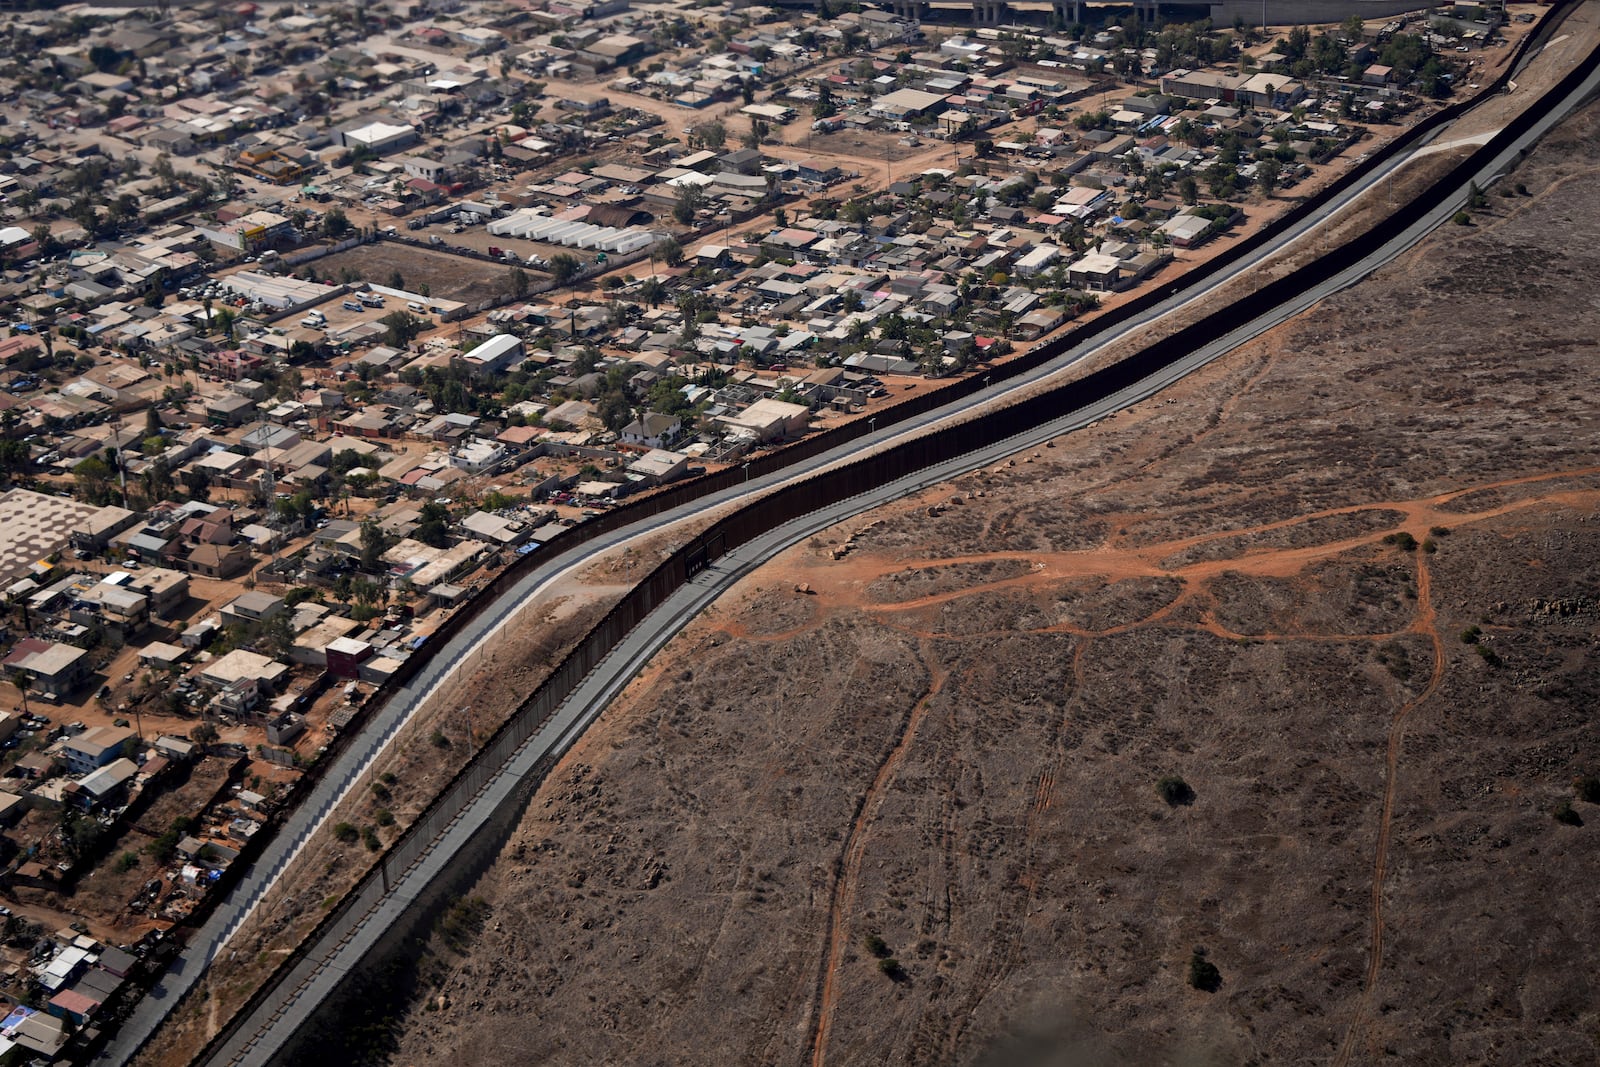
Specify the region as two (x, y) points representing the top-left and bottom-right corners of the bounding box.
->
(128, 566), (189, 618)
(338, 120), (418, 155)
(871, 87), (948, 122)
(3, 639), (90, 699)
(200, 649), (290, 692)
(715, 397), (811, 442)
(460, 510), (530, 546)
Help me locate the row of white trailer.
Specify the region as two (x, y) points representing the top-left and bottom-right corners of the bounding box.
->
(486, 209), (662, 255)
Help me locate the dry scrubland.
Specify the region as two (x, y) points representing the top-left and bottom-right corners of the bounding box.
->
(356, 102), (1600, 1067)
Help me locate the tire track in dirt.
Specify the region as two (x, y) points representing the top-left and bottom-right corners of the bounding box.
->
(843, 472), (1600, 619)
(762, 470), (1592, 1067)
(1186, 350), (1280, 451)
(1332, 552), (1446, 1067)
(945, 751), (1059, 1058)
(808, 641), (948, 1067)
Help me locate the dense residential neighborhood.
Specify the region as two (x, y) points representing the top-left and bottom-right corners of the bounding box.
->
(0, 0), (1521, 1056)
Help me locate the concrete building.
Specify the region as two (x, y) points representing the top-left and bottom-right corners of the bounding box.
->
(338, 121), (419, 155)
(716, 397), (811, 442)
(870, 87), (948, 122)
(221, 590), (285, 626)
(127, 567), (189, 618)
(61, 726), (134, 776)
(627, 448), (690, 486)
(1160, 68), (1247, 103)
(448, 437), (509, 474)
(3, 639), (90, 700)
(1209, 0), (1433, 26)
(455, 333), (523, 376)
(200, 649), (290, 692)
(325, 636), (374, 679)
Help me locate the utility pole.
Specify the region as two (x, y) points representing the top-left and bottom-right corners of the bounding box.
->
(258, 412), (280, 569)
(111, 414), (129, 508)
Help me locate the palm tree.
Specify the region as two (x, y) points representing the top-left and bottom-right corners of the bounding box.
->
(12, 670), (31, 718)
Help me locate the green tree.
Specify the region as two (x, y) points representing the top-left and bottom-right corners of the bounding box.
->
(672, 184), (706, 227)
(322, 208), (352, 238)
(10, 670), (30, 718)
(694, 119), (726, 149)
(1255, 158), (1282, 197)
(549, 253), (582, 285)
(379, 310), (425, 347)
(0, 439), (29, 480)
(638, 276), (667, 307)
(359, 519), (393, 571)
(72, 455), (116, 504)
(414, 501), (451, 548)
(813, 82), (837, 119)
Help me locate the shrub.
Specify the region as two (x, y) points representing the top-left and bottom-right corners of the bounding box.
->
(371, 782), (391, 801)
(864, 934), (889, 959)
(1452, 210), (1471, 225)
(1576, 777), (1600, 804)
(1382, 531), (1418, 551)
(438, 896), (492, 953)
(1429, 526), (1451, 537)
(1421, 538), (1437, 554)
(379, 772), (397, 785)
(116, 851), (139, 873)
(362, 826), (382, 851)
(878, 958), (905, 981)
(375, 808), (395, 827)
(431, 730), (450, 748)
(333, 822), (359, 844)
(146, 829), (182, 862)
(1460, 626), (1482, 645)
(1376, 642), (1412, 682)
(1188, 948), (1221, 991)
(1475, 644), (1503, 668)
(1157, 776), (1194, 806)
(1553, 801), (1581, 826)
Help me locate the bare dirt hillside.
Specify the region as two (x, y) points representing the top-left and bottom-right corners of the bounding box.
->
(373, 102), (1600, 1067)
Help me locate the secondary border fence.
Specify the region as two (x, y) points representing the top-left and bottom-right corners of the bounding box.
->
(110, 8), (1581, 1064)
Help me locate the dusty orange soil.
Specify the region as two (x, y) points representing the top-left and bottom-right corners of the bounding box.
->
(359, 91), (1600, 1067)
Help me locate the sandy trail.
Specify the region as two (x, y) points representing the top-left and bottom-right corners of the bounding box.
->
(808, 641), (947, 1067)
(744, 470), (1600, 623)
(709, 468), (1595, 1055)
(1332, 553), (1447, 1067)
